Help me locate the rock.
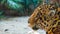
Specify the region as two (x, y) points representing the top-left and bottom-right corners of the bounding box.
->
(28, 30), (39, 34)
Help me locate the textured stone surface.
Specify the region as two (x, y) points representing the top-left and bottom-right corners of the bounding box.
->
(0, 16), (46, 34)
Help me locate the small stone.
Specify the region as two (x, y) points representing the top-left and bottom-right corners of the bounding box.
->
(5, 29), (8, 31)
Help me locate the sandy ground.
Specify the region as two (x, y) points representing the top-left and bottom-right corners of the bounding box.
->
(0, 16), (46, 34)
